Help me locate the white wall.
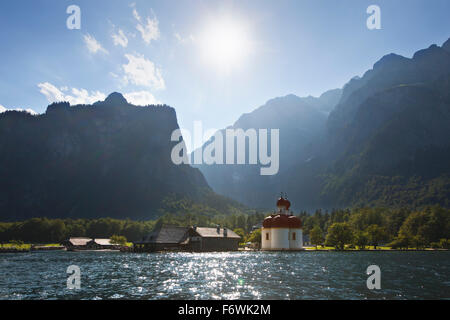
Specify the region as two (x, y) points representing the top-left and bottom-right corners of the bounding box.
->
(289, 228), (303, 249)
(271, 228), (289, 249)
(261, 228), (271, 249)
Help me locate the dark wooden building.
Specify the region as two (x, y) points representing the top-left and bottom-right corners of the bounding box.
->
(134, 225), (190, 252)
(61, 237), (119, 251)
(86, 238), (119, 250)
(189, 226), (241, 251)
(134, 225), (240, 252)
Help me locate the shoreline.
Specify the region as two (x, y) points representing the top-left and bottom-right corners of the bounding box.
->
(1, 247), (448, 254)
(241, 248), (449, 252)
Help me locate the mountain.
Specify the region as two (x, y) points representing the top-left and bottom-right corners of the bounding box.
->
(198, 38), (450, 210)
(0, 93), (246, 221)
(195, 90), (342, 208)
(302, 89), (343, 115)
(319, 39), (450, 208)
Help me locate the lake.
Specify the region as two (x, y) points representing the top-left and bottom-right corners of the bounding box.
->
(0, 251), (449, 300)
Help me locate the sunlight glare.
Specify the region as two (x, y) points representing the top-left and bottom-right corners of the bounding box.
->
(199, 17), (251, 72)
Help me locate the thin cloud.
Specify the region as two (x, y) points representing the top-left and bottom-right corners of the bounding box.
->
(83, 34), (109, 54)
(0, 104), (38, 115)
(38, 82), (106, 105)
(174, 32), (195, 44)
(132, 6), (160, 44)
(38, 83), (161, 108)
(112, 29), (128, 48)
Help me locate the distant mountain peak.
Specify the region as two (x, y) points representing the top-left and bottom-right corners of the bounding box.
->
(373, 53), (409, 69)
(267, 94), (301, 104)
(0, 92), (221, 220)
(104, 92), (128, 105)
(413, 44), (445, 60)
(442, 38), (450, 53)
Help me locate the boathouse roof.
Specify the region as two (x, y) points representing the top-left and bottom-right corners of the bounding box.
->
(64, 237), (91, 246)
(194, 227), (240, 239)
(88, 239), (114, 246)
(134, 225), (241, 245)
(140, 225), (190, 244)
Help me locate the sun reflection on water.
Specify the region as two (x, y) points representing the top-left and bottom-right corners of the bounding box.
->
(0, 251), (449, 299)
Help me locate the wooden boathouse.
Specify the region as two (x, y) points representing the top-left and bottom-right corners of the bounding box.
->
(61, 237), (119, 251)
(60, 237), (92, 250)
(86, 238), (118, 250)
(133, 224), (241, 252)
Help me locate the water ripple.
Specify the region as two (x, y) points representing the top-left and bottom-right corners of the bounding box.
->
(0, 251), (449, 299)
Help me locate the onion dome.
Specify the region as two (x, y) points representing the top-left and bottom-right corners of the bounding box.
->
(276, 197), (287, 208)
(271, 214), (291, 228)
(276, 196), (291, 210)
(276, 197), (284, 207)
(262, 215), (273, 228)
(288, 216), (302, 228)
(285, 199), (291, 210)
(263, 214), (302, 229)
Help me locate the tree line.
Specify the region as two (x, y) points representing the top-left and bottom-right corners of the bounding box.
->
(301, 205), (450, 249)
(0, 205), (448, 249)
(0, 212), (266, 244)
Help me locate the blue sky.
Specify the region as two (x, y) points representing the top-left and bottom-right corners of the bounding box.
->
(0, 0), (449, 140)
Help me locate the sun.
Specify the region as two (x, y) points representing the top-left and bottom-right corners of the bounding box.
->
(199, 17), (251, 72)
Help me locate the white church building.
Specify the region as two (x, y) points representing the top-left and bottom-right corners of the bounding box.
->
(261, 195), (303, 250)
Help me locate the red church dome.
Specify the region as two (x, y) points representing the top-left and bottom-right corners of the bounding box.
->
(276, 197), (291, 210)
(288, 215), (302, 228)
(262, 214), (302, 229)
(285, 199), (291, 210)
(271, 214), (291, 228)
(262, 195), (301, 229)
(262, 215), (273, 228)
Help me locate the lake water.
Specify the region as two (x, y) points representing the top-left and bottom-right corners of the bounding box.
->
(0, 251), (449, 300)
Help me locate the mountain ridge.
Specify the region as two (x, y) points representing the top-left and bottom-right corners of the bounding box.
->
(0, 93), (247, 221)
(197, 37), (450, 210)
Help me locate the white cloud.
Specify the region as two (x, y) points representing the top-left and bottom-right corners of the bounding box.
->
(132, 7), (160, 44)
(83, 34), (109, 54)
(174, 32), (195, 44)
(38, 82), (106, 105)
(38, 82), (66, 101)
(20, 108), (38, 115)
(132, 8), (141, 22)
(0, 104), (38, 115)
(68, 88), (107, 105)
(37, 82), (163, 108)
(124, 91), (161, 106)
(112, 29), (128, 48)
(122, 53), (165, 90)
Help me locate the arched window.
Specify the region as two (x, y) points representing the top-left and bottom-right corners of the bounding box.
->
(266, 233), (269, 240)
(292, 232), (296, 241)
